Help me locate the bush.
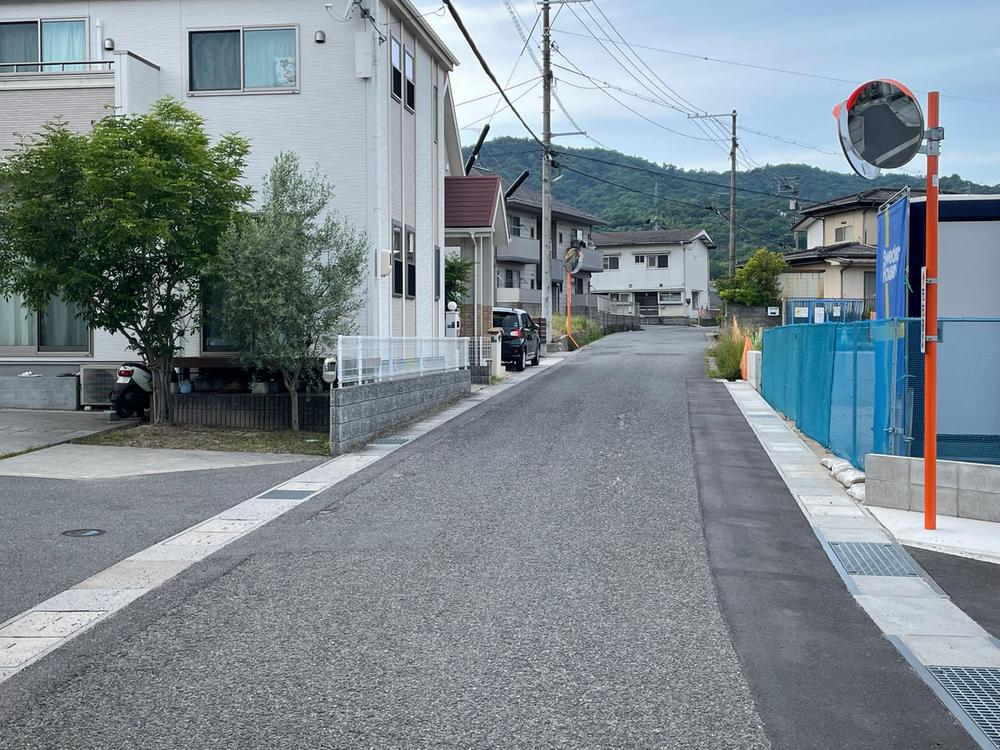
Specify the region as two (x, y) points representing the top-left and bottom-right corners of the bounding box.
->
(707, 322), (745, 380)
(716, 248), (787, 307)
(552, 313), (605, 347)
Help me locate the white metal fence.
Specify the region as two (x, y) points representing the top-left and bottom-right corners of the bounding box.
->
(336, 335), (470, 387)
(468, 336), (495, 367)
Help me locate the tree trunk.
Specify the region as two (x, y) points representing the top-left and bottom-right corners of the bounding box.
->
(283, 370), (300, 431)
(151, 356), (174, 425)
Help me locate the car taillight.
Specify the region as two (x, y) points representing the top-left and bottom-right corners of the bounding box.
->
(510, 328), (522, 338)
(118, 368), (134, 378)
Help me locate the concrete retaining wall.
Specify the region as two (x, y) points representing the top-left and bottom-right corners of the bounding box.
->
(330, 369), (471, 455)
(0, 375), (79, 410)
(726, 304), (782, 330)
(865, 453), (1000, 522)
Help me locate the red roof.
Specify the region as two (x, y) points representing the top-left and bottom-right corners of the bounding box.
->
(445, 175), (501, 228)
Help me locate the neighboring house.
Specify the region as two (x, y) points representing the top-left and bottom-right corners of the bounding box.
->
(590, 229), (713, 321)
(784, 188), (924, 309)
(444, 174), (508, 340)
(0, 0), (464, 379)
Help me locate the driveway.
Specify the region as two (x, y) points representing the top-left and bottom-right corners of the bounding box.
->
(0, 408), (118, 457)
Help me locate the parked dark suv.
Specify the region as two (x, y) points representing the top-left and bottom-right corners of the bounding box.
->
(493, 307), (541, 371)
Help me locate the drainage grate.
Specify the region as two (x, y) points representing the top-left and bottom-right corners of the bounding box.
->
(930, 667), (1000, 748)
(370, 437), (410, 445)
(828, 541), (920, 576)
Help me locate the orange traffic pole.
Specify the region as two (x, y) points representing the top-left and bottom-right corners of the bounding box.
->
(923, 91), (940, 531)
(565, 270), (578, 349)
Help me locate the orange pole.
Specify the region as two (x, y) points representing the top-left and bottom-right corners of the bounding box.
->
(924, 91), (940, 531)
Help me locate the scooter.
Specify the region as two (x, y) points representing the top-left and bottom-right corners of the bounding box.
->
(110, 361), (152, 418)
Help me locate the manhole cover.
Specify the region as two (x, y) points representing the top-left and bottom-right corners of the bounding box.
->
(829, 541), (919, 576)
(61, 529), (105, 538)
(930, 666), (1000, 747)
(370, 437), (410, 445)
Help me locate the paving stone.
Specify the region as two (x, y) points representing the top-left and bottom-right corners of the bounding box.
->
(856, 595), (988, 637)
(0, 611), (104, 638)
(127, 544), (219, 563)
(820, 526), (893, 543)
(852, 576), (939, 598)
(901, 635), (1000, 668)
(192, 519), (261, 534)
(0, 637), (63, 668)
(33, 589), (143, 613)
(214, 498), (303, 520)
(74, 560), (191, 590)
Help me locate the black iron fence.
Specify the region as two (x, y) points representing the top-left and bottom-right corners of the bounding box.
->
(170, 393), (329, 433)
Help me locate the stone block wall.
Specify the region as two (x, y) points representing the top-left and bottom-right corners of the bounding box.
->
(725, 304), (782, 330)
(0, 375), (79, 410)
(329, 369), (471, 455)
(865, 454), (1000, 522)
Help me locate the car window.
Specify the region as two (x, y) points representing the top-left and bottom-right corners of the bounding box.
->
(493, 312), (519, 331)
(521, 313), (535, 329)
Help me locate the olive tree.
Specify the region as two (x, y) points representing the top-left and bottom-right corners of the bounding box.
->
(214, 152), (368, 431)
(0, 99), (251, 422)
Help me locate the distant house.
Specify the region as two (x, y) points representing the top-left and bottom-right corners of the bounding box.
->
(785, 188), (924, 310)
(590, 229), (713, 322)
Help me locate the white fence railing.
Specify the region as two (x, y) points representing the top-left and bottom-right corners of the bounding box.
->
(468, 336), (495, 367)
(336, 335), (470, 387)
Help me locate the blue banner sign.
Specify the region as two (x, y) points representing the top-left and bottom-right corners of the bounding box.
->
(876, 195), (909, 318)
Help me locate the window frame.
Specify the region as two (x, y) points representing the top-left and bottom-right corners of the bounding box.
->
(392, 223), (404, 297)
(0, 293), (92, 355)
(659, 290), (683, 304)
(390, 35), (402, 101)
(405, 226), (416, 300)
(187, 24), (300, 96)
(834, 224), (853, 243)
(647, 254), (669, 269)
(0, 17), (89, 74)
(634, 254), (646, 264)
(403, 46), (415, 111)
(434, 245), (441, 301)
(603, 254), (620, 270)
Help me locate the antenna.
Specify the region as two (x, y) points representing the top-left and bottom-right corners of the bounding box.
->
(505, 170), (529, 198)
(463, 124), (491, 175)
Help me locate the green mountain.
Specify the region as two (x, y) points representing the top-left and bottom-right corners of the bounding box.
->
(466, 136), (1000, 277)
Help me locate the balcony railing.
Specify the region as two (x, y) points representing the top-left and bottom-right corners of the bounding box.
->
(0, 60), (114, 74)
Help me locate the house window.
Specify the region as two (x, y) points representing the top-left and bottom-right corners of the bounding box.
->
(404, 48), (415, 111)
(574, 277), (584, 294)
(610, 292), (632, 303)
(509, 215), (521, 237)
(201, 281), (236, 353)
(0, 294), (88, 352)
(795, 231), (808, 250)
(392, 225), (403, 296)
(634, 254), (646, 264)
(189, 27), (297, 93)
(405, 228), (416, 299)
(558, 232), (563, 244)
(647, 254), (669, 269)
(434, 246), (441, 300)
(530, 226), (535, 239)
(659, 291), (682, 304)
(390, 36), (401, 100)
(834, 225), (852, 243)
(504, 269), (515, 288)
(0, 19), (86, 73)
(603, 255), (619, 270)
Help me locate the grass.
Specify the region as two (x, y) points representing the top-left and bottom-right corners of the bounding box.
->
(75, 424), (330, 456)
(707, 322), (746, 380)
(551, 313), (606, 348)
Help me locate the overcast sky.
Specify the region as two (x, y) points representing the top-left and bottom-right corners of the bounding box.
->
(420, 0), (1000, 184)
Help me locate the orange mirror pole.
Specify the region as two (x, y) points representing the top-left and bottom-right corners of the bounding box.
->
(924, 91), (940, 531)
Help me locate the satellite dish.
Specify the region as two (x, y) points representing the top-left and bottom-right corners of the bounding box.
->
(833, 79), (924, 179)
(563, 245), (583, 275)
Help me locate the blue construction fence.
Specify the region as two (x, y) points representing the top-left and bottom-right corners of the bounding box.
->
(761, 318), (1000, 469)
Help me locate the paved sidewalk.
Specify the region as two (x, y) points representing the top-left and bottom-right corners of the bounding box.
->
(869, 506), (1000, 565)
(0, 409), (117, 457)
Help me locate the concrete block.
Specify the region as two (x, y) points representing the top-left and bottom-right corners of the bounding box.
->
(864, 479), (909, 510)
(864, 454), (909, 483)
(0, 637), (63, 668)
(855, 595), (988, 637)
(957, 461), (1000, 493)
(901, 635), (1000, 668)
(0, 375), (79, 410)
(74, 560), (191, 590)
(853, 576), (938, 598)
(908, 457), (959, 488)
(0, 610), (104, 638)
(908, 485), (958, 516)
(958, 489), (1000, 523)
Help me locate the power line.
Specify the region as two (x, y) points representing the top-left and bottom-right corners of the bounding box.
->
(554, 27), (1000, 107)
(442, 0), (544, 147)
(556, 151), (823, 203)
(455, 76), (539, 107)
(460, 79), (541, 131)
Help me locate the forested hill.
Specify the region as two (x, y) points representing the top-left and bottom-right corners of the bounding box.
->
(466, 136), (1000, 277)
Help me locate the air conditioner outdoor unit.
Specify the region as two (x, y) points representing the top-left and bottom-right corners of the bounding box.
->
(79, 365), (117, 407)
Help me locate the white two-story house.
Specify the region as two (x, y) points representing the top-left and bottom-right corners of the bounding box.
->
(590, 229), (713, 321)
(0, 0), (464, 378)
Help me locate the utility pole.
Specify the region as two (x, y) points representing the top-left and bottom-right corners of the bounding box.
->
(729, 109), (737, 278)
(689, 110), (738, 276)
(540, 0), (553, 343)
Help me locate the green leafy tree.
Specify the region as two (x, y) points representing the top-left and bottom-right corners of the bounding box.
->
(215, 153), (368, 431)
(0, 99), (251, 423)
(444, 254), (475, 306)
(716, 248), (788, 306)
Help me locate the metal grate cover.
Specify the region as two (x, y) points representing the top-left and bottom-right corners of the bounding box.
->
(370, 437), (410, 445)
(829, 541), (920, 576)
(930, 666), (1000, 748)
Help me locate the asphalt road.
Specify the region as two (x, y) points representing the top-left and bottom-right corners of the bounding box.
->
(0, 326), (980, 748)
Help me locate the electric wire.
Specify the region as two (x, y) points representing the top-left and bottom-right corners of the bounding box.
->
(455, 76), (539, 107)
(460, 79), (542, 131)
(442, 0), (544, 147)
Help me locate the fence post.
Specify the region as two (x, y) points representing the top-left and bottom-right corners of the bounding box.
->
(336, 335), (344, 388)
(356, 337), (363, 385)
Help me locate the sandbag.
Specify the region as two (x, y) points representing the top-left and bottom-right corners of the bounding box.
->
(847, 484), (866, 503)
(834, 467), (866, 487)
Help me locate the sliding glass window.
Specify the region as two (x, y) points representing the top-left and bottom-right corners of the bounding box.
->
(189, 26), (297, 93)
(0, 19), (86, 74)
